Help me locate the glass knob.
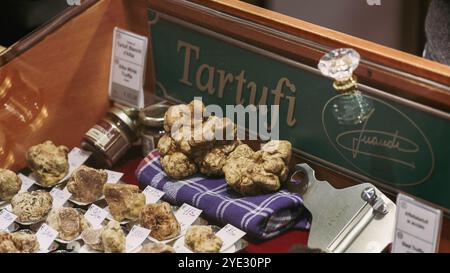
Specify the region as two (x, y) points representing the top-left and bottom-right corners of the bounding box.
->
(319, 48), (373, 125)
(318, 48), (360, 82)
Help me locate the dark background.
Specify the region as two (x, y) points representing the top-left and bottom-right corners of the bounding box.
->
(244, 0), (430, 56)
(0, 0), (433, 57)
(0, 0), (68, 47)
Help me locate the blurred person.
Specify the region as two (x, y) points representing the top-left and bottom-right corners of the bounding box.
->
(424, 0), (450, 65)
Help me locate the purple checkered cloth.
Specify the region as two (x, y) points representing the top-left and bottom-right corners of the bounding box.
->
(136, 150), (310, 240)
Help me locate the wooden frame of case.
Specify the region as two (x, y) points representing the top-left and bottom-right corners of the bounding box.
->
(0, 0), (147, 170)
(0, 0), (448, 252)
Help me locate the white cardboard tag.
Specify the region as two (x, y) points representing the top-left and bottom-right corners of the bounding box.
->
(392, 194), (443, 253)
(18, 174), (34, 193)
(50, 188), (72, 209)
(84, 204), (108, 228)
(68, 148), (92, 170)
(143, 186), (165, 204)
(174, 204), (202, 232)
(0, 209), (17, 231)
(109, 27), (147, 109)
(216, 224), (246, 252)
(36, 224), (59, 251)
(105, 170), (124, 184)
(126, 225), (151, 253)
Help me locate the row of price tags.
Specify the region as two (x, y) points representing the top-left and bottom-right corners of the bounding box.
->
(126, 186), (246, 253)
(0, 210), (59, 252)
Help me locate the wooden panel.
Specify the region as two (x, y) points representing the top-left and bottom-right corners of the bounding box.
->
(0, 0), (147, 171)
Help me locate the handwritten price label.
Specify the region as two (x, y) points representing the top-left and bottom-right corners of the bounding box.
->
(50, 188), (72, 209)
(0, 209), (17, 231)
(174, 204), (202, 232)
(105, 170), (124, 184)
(18, 174), (34, 193)
(143, 186), (165, 204)
(216, 224), (246, 252)
(126, 225), (151, 252)
(68, 148), (92, 168)
(84, 204), (108, 228)
(36, 224), (58, 251)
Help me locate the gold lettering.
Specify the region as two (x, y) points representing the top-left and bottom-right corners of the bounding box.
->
(247, 82), (257, 105)
(235, 71), (247, 105)
(247, 82), (269, 106)
(177, 40), (200, 86)
(217, 69), (234, 98)
(195, 64), (215, 94)
(286, 96), (297, 127)
(285, 79), (297, 127)
(271, 77), (290, 105)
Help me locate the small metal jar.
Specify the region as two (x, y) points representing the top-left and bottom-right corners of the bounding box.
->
(81, 104), (138, 168)
(139, 103), (168, 156)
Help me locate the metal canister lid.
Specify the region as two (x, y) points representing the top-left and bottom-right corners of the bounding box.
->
(139, 103), (169, 127)
(109, 105), (138, 131)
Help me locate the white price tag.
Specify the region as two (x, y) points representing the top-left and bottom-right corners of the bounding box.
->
(216, 224), (246, 252)
(392, 194), (443, 253)
(50, 188), (71, 209)
(36, 224), (58, 251)
(174, 204), (202, 232)
(143, 186), (165, 204)
(85, 204), (108, 228)
(18, 174), (34, 193)
(109, 28), (148, 109)
(0, 209), (17, 231)
(126, 225), (151, 253)
(68, 148), (92, 171)
(105, 170), (124, 184)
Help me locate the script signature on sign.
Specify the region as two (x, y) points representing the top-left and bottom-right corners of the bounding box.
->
(335, 109), (420, 169)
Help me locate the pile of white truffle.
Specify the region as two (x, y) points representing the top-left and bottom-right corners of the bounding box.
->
(158, 100), (292, 196)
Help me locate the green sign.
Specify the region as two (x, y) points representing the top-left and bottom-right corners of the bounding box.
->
(148, 10), (450, 211)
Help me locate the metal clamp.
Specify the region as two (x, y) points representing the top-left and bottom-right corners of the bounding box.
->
(361, 187), (389, 215)
(288, 163), (396, 253)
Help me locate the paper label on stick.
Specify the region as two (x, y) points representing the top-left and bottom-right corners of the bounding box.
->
(50, 188), (71, 209)
(18, 174), (34, 193)
(143, 186), (165, 204)
(85, 204), (108, 228)
(174, 204), (202, 232)
(126, 225), (151, 253)
(392, 194), (442, 253)
(109, 27), (147, 109)
(36, 224), (58, 251)
(0, 209), (17, 231)
(68, 148), (92, 170)
(105, 170), (123, 184)
(216, 224), (246, 252)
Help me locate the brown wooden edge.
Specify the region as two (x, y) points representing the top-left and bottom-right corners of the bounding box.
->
(149, 0), (450, 112)
(0, 0), (100, 67)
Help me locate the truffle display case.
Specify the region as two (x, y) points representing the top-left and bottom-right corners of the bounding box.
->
(0, 0), (449, 252)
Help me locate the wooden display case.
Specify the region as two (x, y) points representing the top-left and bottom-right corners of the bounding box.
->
(0, 0), (448, 252)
